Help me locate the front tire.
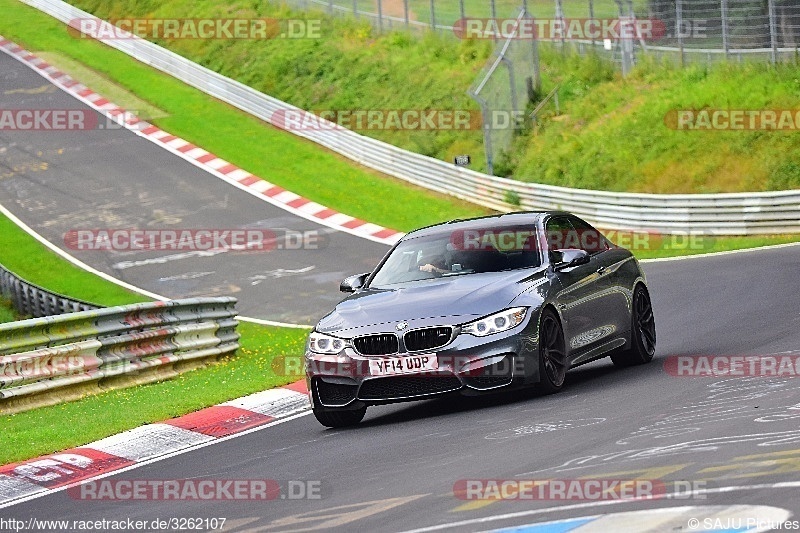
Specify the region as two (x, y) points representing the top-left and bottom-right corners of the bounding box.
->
(537, 309), (568, 394)
(611, 285), (656, 367)
(312, 406), (367, 428)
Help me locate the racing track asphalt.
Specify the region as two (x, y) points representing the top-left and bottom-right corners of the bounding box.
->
(3, 38), (800, 533)
(3, 242), (800, 531)
(0, 51), (390, 325)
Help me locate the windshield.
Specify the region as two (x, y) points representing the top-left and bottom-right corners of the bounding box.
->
(369, 227), (541, 287)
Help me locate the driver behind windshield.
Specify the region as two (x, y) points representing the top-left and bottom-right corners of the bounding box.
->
(418, 248), (448, 274)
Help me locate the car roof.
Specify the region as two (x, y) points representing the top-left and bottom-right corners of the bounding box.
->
(403, 211), (574, 240)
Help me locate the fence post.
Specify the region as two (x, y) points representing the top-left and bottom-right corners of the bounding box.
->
(768, 0), (778, 64)
(459, 0), (465, 21)
(615, 0), (633, 75)
(491, 0), (497, 41)
(676, 0), (685, 66)
(531, 11), (541, 93)
(429, 0), (436, 31)
(588, 0), (596, 49)
(555, 0), (566, 52)
(721, 0), (729, 59)
(504, 57), (518, 116)
(377, 0), (383, 33)
(328, 0), (333, 15)
(353, 0), (358, 18)
(403, 0), (409, 29)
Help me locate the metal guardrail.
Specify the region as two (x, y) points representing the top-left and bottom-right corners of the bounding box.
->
(17, 0), (800, 235)
(0, 298), (239, 401)
(0, 262), (99, 318)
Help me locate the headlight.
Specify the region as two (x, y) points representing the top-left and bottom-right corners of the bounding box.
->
(307, 331), (347, 354)
(462, 307), (528, 337)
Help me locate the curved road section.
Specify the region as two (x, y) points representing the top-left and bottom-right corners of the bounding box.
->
(2, 36), (800, 533)
(2, 244), (800, 531)
(0, 50), (390, 324)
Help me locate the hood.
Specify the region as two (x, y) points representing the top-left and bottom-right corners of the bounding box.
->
(316, 268), (546, 337)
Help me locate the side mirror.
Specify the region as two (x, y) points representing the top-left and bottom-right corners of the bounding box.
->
(551, 249), (590, 271)
(340, 273), (370, 293)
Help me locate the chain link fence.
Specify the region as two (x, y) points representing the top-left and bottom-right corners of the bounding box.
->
(468, 8), (539, 176)
(280, 0), (800, 65)
(279, 0), (800, 171)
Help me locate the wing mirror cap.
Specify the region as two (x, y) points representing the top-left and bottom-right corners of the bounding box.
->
(340, 273), (370, 293)
(551, 249), (590, 271)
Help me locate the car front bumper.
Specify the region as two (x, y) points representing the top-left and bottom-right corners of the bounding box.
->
(306, 324), (540, 410)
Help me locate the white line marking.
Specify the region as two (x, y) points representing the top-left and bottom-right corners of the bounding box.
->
(400, 482), (800, 532)
(641, 241), (800, 263)
(6, 44), (403, 245)
(0, 203), (166, 300)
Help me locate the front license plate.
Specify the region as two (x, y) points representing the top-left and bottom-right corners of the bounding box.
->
(369, 354), (438, 376)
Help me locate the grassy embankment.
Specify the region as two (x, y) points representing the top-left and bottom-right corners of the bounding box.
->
(60, 0), (800, 192)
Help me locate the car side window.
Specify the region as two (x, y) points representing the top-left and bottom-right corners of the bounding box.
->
(545, 217), (576, 252)
(569, 217), (610, 255)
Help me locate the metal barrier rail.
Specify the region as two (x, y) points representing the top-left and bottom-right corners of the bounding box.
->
(0, 262), (99, 318)
(16, 0), (800, 235)
(0, 298), (239, 401)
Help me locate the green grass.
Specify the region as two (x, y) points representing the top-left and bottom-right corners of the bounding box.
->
(0, 0), (490, 233)
(0, 298), (18, 323)
(607, 232), (800, 260)
(0, 215), (148, 306)
(335, 0), (646, 26)
(0, 321), (307, 465)
(512, 49), (800, 193)
(45, 0), (800, 194)
(0, 210), (309, 464)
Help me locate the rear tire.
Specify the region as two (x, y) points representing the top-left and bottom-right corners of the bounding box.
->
(312, 406), (367, 428)
(537, 309), (568, 395)
(611, 285), (656, 367)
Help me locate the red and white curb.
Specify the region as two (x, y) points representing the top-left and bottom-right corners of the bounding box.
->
(0, 381), (310, 508)
(0, 36), (404, 246)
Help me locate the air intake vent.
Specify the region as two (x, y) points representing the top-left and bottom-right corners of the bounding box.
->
(404, 327), (453, 352)
(352, 334), (399, 356)
(358, 375), (462, 401)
